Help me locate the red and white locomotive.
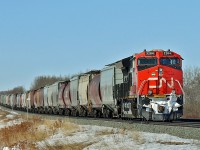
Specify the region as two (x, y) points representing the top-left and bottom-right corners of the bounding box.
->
(102, 49), (184, 121)
(133, 49), (183, 121)
(0, 49), (184, 121)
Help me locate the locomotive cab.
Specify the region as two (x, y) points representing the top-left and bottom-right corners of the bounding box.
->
(136, 49), (184, 121)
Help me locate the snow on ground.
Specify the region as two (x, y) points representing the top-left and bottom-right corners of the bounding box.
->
(0, 108), (23, 129)
(0, 108), (200, 150)
(36, 125), (200, 150)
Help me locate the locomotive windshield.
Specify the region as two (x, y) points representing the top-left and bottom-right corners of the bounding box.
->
(138, 58), (157, 65)
(137, 58), (157, 71)
(160, 57), (181, 69)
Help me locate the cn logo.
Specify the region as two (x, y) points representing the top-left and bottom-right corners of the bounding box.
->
(148, 77), (174, 89)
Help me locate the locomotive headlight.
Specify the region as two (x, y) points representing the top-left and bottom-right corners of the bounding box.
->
(172, 90), (176, 94)
(159, 68), (163, 76)
(148, 90), (153, 95)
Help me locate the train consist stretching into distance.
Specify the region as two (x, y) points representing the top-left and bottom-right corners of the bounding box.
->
(0, 49), (184, 121)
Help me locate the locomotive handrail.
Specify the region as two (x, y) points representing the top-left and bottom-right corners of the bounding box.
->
(175, 80), (185, 104)
(137, 80), (148, 105)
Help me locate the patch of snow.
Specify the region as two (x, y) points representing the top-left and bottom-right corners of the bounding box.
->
(36, 125), (200, 150)
(10, 111), (19, 115)
(6, 114), (15, 119)
(1, 108), (199, 150)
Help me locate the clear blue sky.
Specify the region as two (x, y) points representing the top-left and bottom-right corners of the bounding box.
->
(0, 0), (199, 91)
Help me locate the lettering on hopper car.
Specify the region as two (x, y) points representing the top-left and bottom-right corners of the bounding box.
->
(148, 77), (174, 89)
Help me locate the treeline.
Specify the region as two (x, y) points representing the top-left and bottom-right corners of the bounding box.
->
(0, 86), (25, 95)
(30, 75), (70, 90)
(183, 66), (200, 118)
(0, 75), (70, 95)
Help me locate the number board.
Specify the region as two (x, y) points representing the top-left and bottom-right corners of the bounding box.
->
(145, 51), (155, 56)
(163, 51), (173, 56)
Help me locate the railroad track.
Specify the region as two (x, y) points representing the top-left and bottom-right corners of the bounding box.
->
(1, 106), (200, 129)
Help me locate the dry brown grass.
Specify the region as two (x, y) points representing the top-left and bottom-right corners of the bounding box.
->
(44, 142), (94, 150)
(95, 129), (115, 136)
(0, 110), (21, 123)
(131, 131), (145, 144)
(0, 110), (10, 120)
(0, 114), (80, 149)
(184, 103), (200, 118)
(157, 141), (189, 145)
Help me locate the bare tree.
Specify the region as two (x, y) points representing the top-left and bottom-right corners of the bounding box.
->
(30, 75), (69, 90)
(184, 66), (200, 118)
(0, 86), (25, 95)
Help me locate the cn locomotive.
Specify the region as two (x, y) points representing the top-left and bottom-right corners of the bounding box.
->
(0, 49), (184, 121)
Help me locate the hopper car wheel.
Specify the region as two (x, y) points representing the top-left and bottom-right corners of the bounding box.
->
(83, 110), (87, 117)
(76, 110), (79, 117)
(64, 109), (67, 116)
(59, 109), (63, 115)
(106, 110), (111, 118)
(67, 109), (71, 116)
(99, 111), (103, 118)
(103, 109), (108, 118)
(73, 110), (79, 117)
(93, 110), (97, 118)
(41, 108), (44, 114)
(45, 109), (48, 114)
(97, 111), (102, 118)
(49, 108), (53, 115)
